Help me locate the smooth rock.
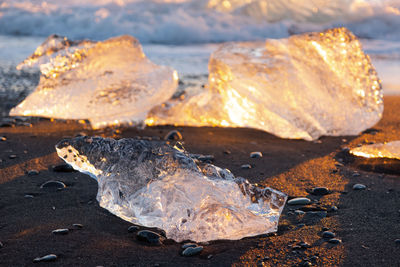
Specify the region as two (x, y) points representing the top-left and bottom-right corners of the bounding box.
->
(9, 154), (17, 159)
(352, 172), (361, 177)
(353, 184), (367, 190)
(27, 170), (39, 176)
(182, 246), (203, 256)
(52, 163), (75, 172)
(24, 194), (34, 198)
(128, 226), (139, 233)
(288, 198), (311, 205)
(311, 187), (329, 195)
(295, 210), (305, 215)
(40, 180), (66, 189)
(250, 152), (263, 158)
(181, 243), (197, 249)
(73, 224), (83, 229)
(52, 229), (69, 235)
(0, 136), (6, 141)
(299, 241), (311, 248)
(164, 130), (183, 141)
(33, 254), (57, 263)
(322, 231), (336, 239)
(328, 238), (342, 244)
(331, 206), (339, 211)
(395, 239), (400, 245)
(136, 230), (162, 245)
(0, 241), (3, 248)
(241, 164), (252, 169)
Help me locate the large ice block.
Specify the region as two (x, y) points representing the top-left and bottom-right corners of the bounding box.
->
(10, 35), (178, 129)
(55, 136), (287, 242)
(148, 28), (383, 141)
(350, 141), (400, 160)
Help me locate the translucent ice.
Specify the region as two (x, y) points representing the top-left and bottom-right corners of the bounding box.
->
(147, 28), (383, 141)
(10, 35), (178, 129)
(350, 141), (400, 160)
(55, 136), (287, 242)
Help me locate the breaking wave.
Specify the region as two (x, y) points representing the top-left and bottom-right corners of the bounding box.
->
(0, 0), (400, 44)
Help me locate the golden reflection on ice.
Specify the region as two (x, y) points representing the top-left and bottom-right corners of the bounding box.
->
(350, 141), (400, 160)
(147, 27), (383, 141)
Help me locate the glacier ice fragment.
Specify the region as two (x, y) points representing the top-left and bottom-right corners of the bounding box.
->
(148, 28), (383, 141)
(10, 34), (178, 129)
(55, 136), (287, 242)
(350, 141), (400, 160)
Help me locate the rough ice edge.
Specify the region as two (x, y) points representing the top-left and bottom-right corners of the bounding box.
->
(350, 140), (400, 160)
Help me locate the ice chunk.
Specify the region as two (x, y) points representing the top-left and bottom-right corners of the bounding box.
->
(350, 141), (400, 160)
(55, 136), (287, 242)
(10, 35), (178, 129)
(147, 28), (383, 141)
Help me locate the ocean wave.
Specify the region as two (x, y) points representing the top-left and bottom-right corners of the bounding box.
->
(0, 0), (399, 44)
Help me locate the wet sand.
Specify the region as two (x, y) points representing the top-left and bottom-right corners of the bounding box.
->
(0, 96), (399, 266)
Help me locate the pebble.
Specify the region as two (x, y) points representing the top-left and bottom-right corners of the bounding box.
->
(322, 231), (336, 239)
(136, 230), (162, 245)
(24, 194), (34, 198)
(0, 136), (6, 141)
(27, 170), (39, 176)
(52, 229), (69, 235)
(182, 246), (203, 256)
(352, 172), (361, 177)
(395, 239), (400, 245)
(181, 243), (197, 249)
(241, 164), (252, 169)
(53, 163), (75, 172)
(331, 206), (339, 212)
(299, 241), (311, 248)
(287, 198), (311, 205)
(223, 150), (231, 155)
(207, 254), (213, 259)
(250, 152), (263, 158)
(40, 180), (67, 189)
(128, 226), (139, 233)
(73, 224), (83, 229)
(0, 241), (3, 248)
(9, 154), (17, 159)
(33, 254), (57, 263)
(294, 210), (305, 215)
(353, 184), (367, 190)
(311, 187), (329, 196)
(328, 238), (342, 244)
(164, 130), (183, 140)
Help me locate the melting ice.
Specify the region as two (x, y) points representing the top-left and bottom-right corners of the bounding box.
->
(55, 136), (287, 242)
(148, 28), (384, 141)
(350, 141), (400, 160)
(9, 35), (178, 128)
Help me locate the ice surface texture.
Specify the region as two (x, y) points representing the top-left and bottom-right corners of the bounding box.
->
(10, 35), (178, 128)
(56, 136), (287, 242)
(148, 28), (383, 141)
(350, 141), (400, 160)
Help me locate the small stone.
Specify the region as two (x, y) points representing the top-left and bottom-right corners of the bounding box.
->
(0, 241), (3, 248)
(40, 181), (66, 189)
(294, 210), (305, 215)
(73, 224), (83, 229)
(250, 152), (263, 158)
(128, 226), (139, 233)
(223, 150), (231, 155)
(287, 197), (311, 205)
(27, 170), (39, 176)
(300, 261), (312, 266)
(352, 172), (361, 177)
(241, 164), (252, 169)
(328, 238), (342, 244)
(33, 254), (57, 263)
(207, 254), (213, 259)
(197, 155), (214, 163)
(322, 231), (336, 239)
(0, 136), (6, 141)
(311, 187), (330, 195)
(53, 163), (75, 172)
(331, 206), (338, 212)
(395, 239), (400, 245)
(299, 241), (311, 248)
(353, 184), (367, 190)
(136, 230), (162, 245)
(24, 194), (34, 198)
(164, 130), (183, 141)
(52, 229), (69, 235)
(182, 246), (203, 256)
(182, 243), (197, 249)
(9, 154), (17, 159)
(322, 227), (329, 231)
(263, 256), (270, 261)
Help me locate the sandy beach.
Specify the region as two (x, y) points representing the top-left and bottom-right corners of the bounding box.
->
(0, 96), (399, 266)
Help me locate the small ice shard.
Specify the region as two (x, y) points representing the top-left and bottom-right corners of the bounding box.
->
(55, 136), (287, 242)
(350, 141), (400, 160)
(10, 35), (178, 129)
(147, 28), (383, 141)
